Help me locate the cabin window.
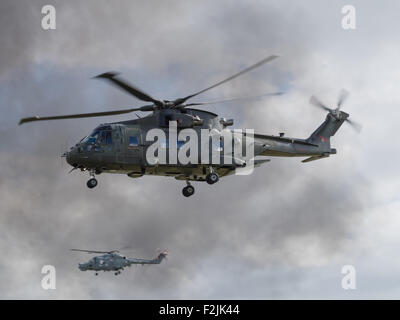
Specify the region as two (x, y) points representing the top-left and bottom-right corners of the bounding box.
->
(129, 136), (139, 147)
(96, 130), (112, 145)
(161, 139), (169, 149)
(161, 139), (186, 149)
(83, 127), (112, 146)
(177, 140), (186, 148)
(212, 138), (223, 152)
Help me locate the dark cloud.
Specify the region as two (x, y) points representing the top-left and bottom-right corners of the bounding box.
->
(0, 2), (37, 77)
(0, 0), (389, 298)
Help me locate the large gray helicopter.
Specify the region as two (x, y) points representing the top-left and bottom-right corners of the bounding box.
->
(19, 55), (360, 197)
(71, 248), (168, 276)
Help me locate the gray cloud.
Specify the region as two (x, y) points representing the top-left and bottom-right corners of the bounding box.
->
(0, 0), (395, 299)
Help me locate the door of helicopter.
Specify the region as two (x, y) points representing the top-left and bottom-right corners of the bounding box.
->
(124, 126), (144, 164)
(97, 126), (114, 163)
(113, 125), (124, 164)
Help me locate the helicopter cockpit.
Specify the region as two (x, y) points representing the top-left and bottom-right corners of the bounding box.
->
(80, 125), (113, 151)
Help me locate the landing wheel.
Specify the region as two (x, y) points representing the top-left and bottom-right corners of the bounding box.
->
(87, 178), (98, 189)
(206, 172), (219, 184)
(95, 273), (98, 276)
(114, 272), (119, 276)
(182, 185), (195, 197)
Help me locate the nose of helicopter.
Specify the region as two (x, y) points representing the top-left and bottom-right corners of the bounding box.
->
(64, 146), (79, 168)
(78, 263), (88, 271)
(65, 150), (73, 166)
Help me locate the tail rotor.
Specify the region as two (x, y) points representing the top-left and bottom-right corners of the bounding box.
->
(309, 89), (362, 133)
(156, 248), (168, 262)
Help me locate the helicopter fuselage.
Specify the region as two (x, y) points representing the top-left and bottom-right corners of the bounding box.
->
(77, 251), (167, 275)
(65, 108), (334, 185)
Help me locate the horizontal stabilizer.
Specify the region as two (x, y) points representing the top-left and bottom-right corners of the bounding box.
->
(253, 159), (271, 167)
(302, 155), (329, 163)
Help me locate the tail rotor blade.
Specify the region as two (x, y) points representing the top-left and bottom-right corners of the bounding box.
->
(309, 95), (331, 112)
(346, 118), (362, 133)
(337, 89), (349, 109)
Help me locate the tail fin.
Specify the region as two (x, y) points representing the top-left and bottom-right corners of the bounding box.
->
(154, 250), (168, 264)
(306, 111), (348, 150)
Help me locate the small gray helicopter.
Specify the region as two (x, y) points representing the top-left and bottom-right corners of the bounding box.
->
(71, 248), (168, 276)
(19, 55), (360, 197)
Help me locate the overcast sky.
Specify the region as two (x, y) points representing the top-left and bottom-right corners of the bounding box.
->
(0, 0), (399, 299)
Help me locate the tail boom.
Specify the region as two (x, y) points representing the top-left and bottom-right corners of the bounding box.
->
(254, 111), (347, 162)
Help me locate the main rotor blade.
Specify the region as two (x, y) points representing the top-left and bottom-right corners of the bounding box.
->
(19, 105), (154, 125)
(309, 95), (331, 112)
(94, 72), (163, 107)
(337, 89), (349, 109)
(70, 249), (110, 254)
(176, 55), (279, 105)
(186, 91), (284, 107)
